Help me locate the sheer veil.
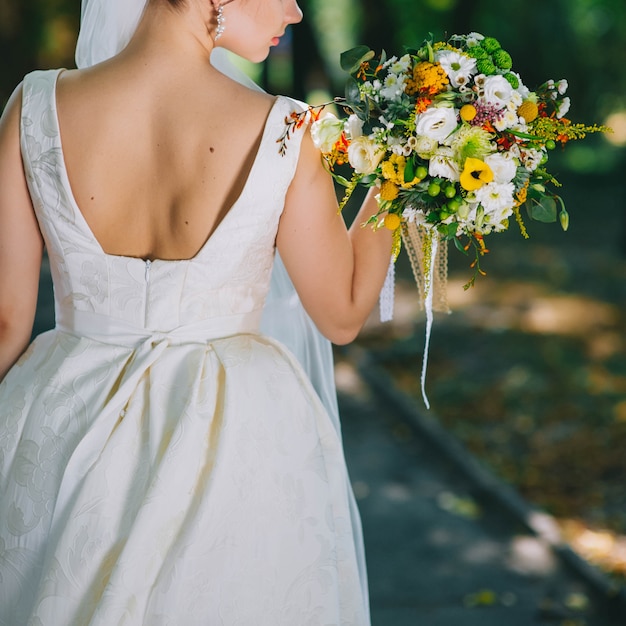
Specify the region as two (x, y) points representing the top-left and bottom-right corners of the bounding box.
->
(74, 2), (368, 611)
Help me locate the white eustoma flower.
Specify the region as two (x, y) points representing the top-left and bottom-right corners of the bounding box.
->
(484, 153), (517, 183)
(310, 114), (344, 153)
(556, 97), (571, 118)
(482, 75), (514, 108)
(345, 114), (364, 140)
(347, 136), (385, 174)
(557, 79), (568, 95)
(436, 50), (477, 88)
(415, 106), (458, 142)
(429, 147), (460, 181)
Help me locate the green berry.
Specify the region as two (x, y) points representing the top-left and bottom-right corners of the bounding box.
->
(439, 210), (450, 220)
(415, 165), (428, 179)
(476, 58), (497, 75)
(447, 198), (461, 212)
(427, 182), (441, 196)
(545, 139), (556, 150)
(492, 49), (512, 70)
(444, 185), (456, 199)
(481, 37), (501, 53)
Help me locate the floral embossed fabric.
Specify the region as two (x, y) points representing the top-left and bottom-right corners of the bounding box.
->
(0, 70), (369, 625)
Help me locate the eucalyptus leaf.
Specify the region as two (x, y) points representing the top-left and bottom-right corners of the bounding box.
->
(340, 46), (375, 74)
(525, 197), (557, 223)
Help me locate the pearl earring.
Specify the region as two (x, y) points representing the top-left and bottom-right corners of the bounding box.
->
(215, 5), (226, 40)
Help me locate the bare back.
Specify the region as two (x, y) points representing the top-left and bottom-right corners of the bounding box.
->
(56, 61), (276, 261)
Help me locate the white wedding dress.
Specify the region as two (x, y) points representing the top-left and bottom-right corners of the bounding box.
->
(0, 69), (369, 625)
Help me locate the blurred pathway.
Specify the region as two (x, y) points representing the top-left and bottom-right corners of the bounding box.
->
(336, 350), (626, 626)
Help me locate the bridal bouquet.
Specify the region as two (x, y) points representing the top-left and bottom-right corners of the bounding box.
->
(302, 33), (608, 293)
(281, 32), (609, 406)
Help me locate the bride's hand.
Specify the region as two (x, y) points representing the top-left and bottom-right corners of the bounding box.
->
(277, 128), (392, 345)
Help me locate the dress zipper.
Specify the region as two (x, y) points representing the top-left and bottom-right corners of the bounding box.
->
(144, 259), (152, 325)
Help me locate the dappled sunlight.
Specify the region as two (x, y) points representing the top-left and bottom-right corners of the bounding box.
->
(560, 520), (626, 577)
(506, 536), (558, 576)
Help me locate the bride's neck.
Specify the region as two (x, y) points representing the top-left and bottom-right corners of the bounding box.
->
(121, 2), (216, 69)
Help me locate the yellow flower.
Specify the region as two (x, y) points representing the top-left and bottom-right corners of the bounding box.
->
(517, 100), (539, 123)
(381, 154), (421, 188)
(405, 61), (449, 96)
(384, 213), (402, 230)
(380, 180), (400, 202)
(460, 104), (477, 122)
(460, 157), (494, 191)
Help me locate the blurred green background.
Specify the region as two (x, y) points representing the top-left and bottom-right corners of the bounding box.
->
(2, 0), (625, 581)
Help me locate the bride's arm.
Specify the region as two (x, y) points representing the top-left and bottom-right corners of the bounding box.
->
(277, 128), (393, 345)
(0, 86), (44, 381)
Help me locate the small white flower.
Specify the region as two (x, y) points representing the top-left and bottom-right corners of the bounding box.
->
(415, 106), (458, 142)
(556, 97), (571, 119)
(402, 207), (428, 225)
(380, 73), (406, 100)
(484, 152), (517, 183)
(389, 54), (412, 75)
(310, 114), (344, 153)
(436, 50), (477, 88)
(475, 182), (515, 218)
(482, 75), (514, 108)
(494, 109), (519, 131)
(474, 74), (487, 88)
(557, 79), (568, 95)
(520, 148), (544, 172)
(429, 147), (460, 182)
(345, 114), (364, 140)
(347, 136), (385, 174)
(466, 32), (485, 47)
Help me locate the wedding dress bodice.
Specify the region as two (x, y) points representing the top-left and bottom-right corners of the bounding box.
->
(21, 69), (303, 339)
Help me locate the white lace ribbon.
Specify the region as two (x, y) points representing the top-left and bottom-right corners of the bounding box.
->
(420, 232), (438, 410)
(378, 255), (396, 322)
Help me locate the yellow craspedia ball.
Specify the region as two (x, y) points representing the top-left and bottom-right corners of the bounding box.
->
(460, 104), (477, 122)
(518, 100), (539, 123)
(383, 213), (402, 231)
(380, 180), (400, 202)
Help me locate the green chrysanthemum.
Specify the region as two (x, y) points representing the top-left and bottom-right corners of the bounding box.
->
(481, 36), (501, 53)
(446, 124), (494, 162)
(503, 72), (519, 88)
(468, 47), (489, 60)
(492, 49), (513, 70)
(476, 58), (497, 75)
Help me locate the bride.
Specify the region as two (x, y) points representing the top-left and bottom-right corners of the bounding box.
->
(0, 0), (392, 623)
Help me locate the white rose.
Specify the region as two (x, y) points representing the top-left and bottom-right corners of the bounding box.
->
(310, 114), (344, 153)
(347, 136), (384, 174)
(415, 106), (458, 142)
(484, 153), (517, 183)
(345, 114), (364, 140)
(413, 136), (439, 159)
(482, 75), (514, 108)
